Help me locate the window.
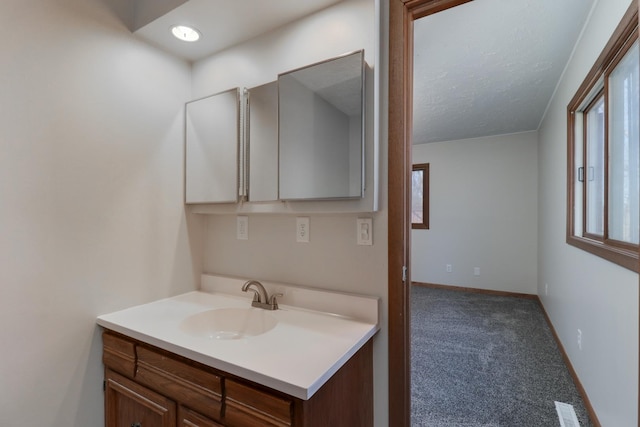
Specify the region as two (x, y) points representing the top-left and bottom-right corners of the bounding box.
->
(567, 5), (639, 272)
(412, 163), (429, 229)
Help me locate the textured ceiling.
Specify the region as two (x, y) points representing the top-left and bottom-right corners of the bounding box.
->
(134, 0), (344, 62)
(412, 0), (596, 144)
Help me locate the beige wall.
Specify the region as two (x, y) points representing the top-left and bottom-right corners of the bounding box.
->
(0, 0), (203, 425)
(0, 0), (389, 425)
(538, 0), (639, 424)
(412, 131), (538, 295)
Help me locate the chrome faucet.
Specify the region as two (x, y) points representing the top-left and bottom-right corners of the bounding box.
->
(241, 280), (282, 310)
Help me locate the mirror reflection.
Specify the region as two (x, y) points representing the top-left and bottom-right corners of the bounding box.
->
(278, 50), (365, 200)
(185, 88), (240, 204)
(246, 82), (279, 202)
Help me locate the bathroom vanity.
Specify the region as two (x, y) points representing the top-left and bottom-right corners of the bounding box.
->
(97, 275), (379, 427)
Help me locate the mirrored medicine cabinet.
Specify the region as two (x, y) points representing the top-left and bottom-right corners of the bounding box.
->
(246, 82), (279, 202)
(278, 50), (365, 200)
(185, 88), (240, 204)
(184, 49), (367, 207)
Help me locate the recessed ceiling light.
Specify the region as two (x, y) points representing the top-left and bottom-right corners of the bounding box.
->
(171, 25), (200, 42)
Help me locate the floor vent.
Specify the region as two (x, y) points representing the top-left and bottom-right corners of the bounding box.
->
(555, 401), (580, 427)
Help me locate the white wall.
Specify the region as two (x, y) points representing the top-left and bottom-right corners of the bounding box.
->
(192, 0), (390, 425)
(412, 132), (538, 295)
(538, 0), (639, 425)
(0, 0), (203, 425)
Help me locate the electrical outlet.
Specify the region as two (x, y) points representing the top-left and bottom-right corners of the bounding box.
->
(545, 283), (548, 296)
(296, 217), (310, 243)
(237, 216), (248, 240)
(473, 267), (480, 276)
(446, 264), (452, 273)
(356, 218), (373, 245)
(577, 329), (582, 351)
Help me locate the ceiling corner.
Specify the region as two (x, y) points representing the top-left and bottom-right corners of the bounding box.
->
(133, 0), (190, 32)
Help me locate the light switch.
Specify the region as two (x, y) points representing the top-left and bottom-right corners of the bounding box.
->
(357, 218), (373, 246)
(296, 217), (310, 243)
(237, 216), (249, 240)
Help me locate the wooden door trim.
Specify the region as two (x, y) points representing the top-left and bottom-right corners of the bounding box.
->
(387, 1), (474, 426)
(388, 1), (411, 425)
(637, 2), (640, 426)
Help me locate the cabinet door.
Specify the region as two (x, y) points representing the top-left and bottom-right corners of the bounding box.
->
(178, 405), (223, 427)
(247, 81), (279, 202)
(185, 88), (240, 204)
(105, 369), (176, 427)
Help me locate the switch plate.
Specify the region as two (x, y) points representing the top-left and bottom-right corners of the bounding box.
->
(296, 217), (310, 243)
(357, 218), (373, 245)
(237, 216), (248, 240)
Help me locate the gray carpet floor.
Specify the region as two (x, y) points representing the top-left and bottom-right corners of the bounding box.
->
(411, 286), (593, 427)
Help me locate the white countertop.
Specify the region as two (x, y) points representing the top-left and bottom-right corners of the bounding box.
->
(97, 290), (379, 400)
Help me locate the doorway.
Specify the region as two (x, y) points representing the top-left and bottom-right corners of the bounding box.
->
(387, 2), (475, 425)
(387, 1), (640, 426)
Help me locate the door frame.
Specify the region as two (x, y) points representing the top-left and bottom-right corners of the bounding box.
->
(387, 1), (473, 425)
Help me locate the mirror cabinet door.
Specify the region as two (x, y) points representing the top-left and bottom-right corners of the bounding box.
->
(247, 82), (279, 202)
(185, 88), (240, 204)
(278, 50), (365, 200)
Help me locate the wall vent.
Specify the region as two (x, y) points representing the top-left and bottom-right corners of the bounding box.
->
(555, 401), (580, 427)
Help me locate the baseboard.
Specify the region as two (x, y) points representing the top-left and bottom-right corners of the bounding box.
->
(537, 301), (602, 427)
(411, 281), (601, 426)
(411, 281), (538, 300)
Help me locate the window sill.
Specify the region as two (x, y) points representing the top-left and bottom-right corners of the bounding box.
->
(566, 235), (638, 273)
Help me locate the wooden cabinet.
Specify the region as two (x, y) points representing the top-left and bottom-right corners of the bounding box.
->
(225, 379), (292, 427)
(179, 406), (224, 427)
(105, 369), (176, 427)
(102, 330), (373, 427)
(136, 346), (222, 421)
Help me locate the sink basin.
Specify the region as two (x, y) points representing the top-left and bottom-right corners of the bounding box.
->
(180, 308), (278, 340)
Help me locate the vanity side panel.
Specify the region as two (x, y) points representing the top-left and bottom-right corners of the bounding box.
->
(297, 339), (373, 427)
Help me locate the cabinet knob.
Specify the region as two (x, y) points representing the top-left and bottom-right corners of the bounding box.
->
(131, 423), (141, 427)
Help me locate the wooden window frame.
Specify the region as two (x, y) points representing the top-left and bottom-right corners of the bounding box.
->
(567, 2), (639, 273)
(581, 89), (605, 243)
(411, 163), (429, 229)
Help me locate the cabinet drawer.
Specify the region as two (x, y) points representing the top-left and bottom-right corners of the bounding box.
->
(225, 379), (293, 427)
(179, 405), (224, 427)
(103, 332), (136, 378)
(136, 346), (223, 421)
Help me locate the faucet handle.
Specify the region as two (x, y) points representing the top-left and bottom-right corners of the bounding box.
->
(268, 293), (283, 309)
